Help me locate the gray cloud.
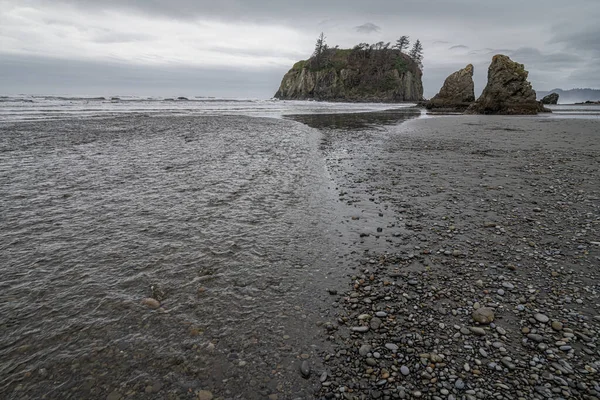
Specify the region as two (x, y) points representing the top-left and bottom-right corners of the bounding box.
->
(92, 32), (155, 44)
(0, 53), (285, 98)
(354, 23), (381, 34)
(506, 47), (584, 70)
(549, 25), (600, 54)
(2, 0), (599, 97)
(51, 0), (583, 24)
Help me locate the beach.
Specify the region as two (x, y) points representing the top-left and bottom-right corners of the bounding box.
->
(0, 104), (598, 399)
(309, 114), (600, 399)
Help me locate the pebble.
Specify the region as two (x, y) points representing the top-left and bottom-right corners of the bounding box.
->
(351, 326), (369, 333)
(197, 391), (213, 400)
(370, 317), (382, 330)
(320, 372), (328, 382)
(106, 392), (122, 400)
(384, 343), (398, 352)
(472, 307), (495, 324)
(534, 313), (549, 323)
(300, 360), (311, 378)
(359, 344), (371, 356)
(527, 333), (544, 342)
(551, 321), (563, 331)
(400, 365), (410, 376)
(141, 298), (160, 309)
(470, 327), (486, 336)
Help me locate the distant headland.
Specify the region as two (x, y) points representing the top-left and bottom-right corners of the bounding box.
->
(536, 88), (600, 104)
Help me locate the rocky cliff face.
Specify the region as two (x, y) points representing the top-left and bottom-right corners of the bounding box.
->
(467, 55), (548, 115)
(274, 49), (423, 102)
(541, 92), (559, 105)
(426, 64), (475, 111)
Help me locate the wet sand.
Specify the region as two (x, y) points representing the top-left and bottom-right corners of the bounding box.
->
(1, 111), (598, 400)
(312, 114), (600, 399)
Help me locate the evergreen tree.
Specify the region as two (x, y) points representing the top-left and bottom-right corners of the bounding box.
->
(409, 39), (423, 67)
(312, 32), (327, 68)
(394, 36), (410, 53)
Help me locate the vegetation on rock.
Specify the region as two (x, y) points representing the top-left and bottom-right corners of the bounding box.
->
(274, 34), (424, 102)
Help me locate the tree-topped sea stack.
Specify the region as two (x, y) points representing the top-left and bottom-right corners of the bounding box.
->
(274, 35), (424, 102)
(467, 55), (549, 115)
(425, 64), (475, 112)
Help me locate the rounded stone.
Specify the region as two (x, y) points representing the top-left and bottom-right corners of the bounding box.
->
(300, 361), (310, 378)
(197, 391), (213, 400)
(534, 313), (549, 323)
(551, 321), (563, 331)
(359, 344), (371, 356)
(472, 307), (495, 324)
(141, 298), (160, 309)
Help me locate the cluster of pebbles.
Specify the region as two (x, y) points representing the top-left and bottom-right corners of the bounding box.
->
(314, 251), (599, 399)
(310, 117), (600, 400)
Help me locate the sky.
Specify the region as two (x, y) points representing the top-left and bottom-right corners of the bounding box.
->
(1, 0), (599, 98)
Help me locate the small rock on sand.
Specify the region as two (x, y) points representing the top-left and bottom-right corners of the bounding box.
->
(534, 313), (549, 323)
(197, 390), (213, 400)
(141, 298), (160, 309)
(300, 360), (311, 378)
(472, 307), (495, 324)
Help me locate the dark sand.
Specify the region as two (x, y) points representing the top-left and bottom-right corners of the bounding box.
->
(314, 114), (600, 399)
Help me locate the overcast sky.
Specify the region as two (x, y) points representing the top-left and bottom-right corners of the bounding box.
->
(1, 0), (599, 98)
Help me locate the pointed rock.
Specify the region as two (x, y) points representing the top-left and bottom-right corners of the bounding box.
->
(426, 64), (475, 111)
(466, 54), (550, 115)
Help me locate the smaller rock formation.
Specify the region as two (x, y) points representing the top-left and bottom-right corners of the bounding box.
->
(467, 55), (550, 115)
(426, 64), (475, 111)
(541, 93), (559, 104)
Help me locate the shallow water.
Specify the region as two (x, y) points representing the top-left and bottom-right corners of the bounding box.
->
(0, 106), (420, 399)
(0, 96), (417, 123)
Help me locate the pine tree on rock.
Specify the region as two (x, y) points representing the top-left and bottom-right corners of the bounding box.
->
(409, 39), (423, 68)
(394, 36), (410, 53)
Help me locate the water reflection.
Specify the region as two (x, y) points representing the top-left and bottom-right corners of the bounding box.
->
(285, 107), (421, 131)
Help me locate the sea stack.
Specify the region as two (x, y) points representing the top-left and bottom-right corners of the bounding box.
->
(541, 92), (559, 105)
(274, 49), (423, 102)
(466, 55), (549, 115)
(426, 64), (475, 112)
